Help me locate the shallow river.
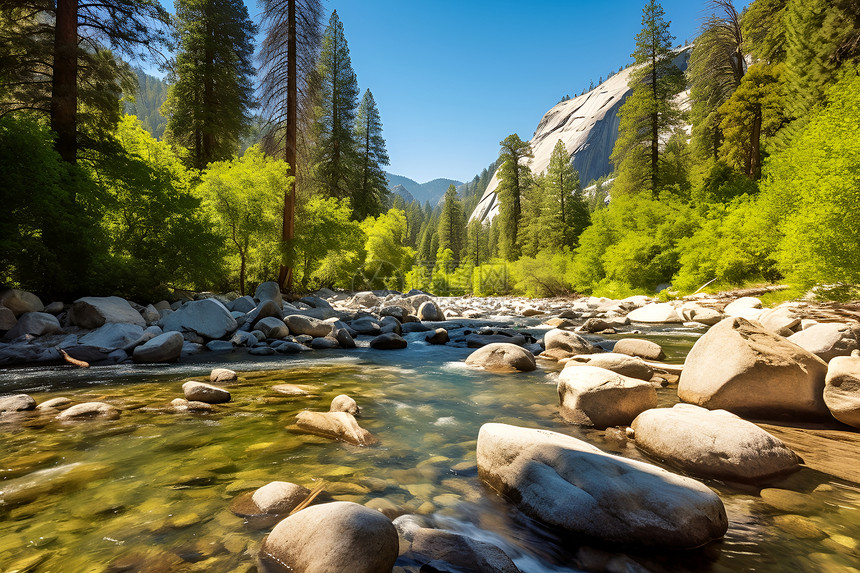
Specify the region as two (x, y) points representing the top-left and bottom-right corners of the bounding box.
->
(0, 323), (858, 572)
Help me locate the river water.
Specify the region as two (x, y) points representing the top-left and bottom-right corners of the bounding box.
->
(0, 322), (858, 572)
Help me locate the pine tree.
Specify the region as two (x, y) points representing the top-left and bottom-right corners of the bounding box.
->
(610, 0), (685, 195)
(437, 184), (466, 261)
(313, 10), (359, 201)
(495, 134), (533, 260)
(163, 0), (256, 170)
(0, 0), (168, 162)
(257, 0), (323, 289)
(542, 139), (587, 250)
(353, 89), (390, 219)
(741, 0), (788, 63)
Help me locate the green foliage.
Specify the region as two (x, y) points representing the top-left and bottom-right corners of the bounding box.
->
(742, 0), (787, 63)
(495, 133), (533, 260)
(352, 89), (390, 219)
(355, 208), (414, 290)
(163, 0), (257, 170)
(763, 68), (860, 287)
(293, 196), (365, 289)
(197, 145), (286, 295)
(437, 185), (466, 261)
(511, 250), (575, 298)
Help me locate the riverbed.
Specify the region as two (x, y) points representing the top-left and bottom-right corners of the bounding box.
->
(1, 322), (858, 572)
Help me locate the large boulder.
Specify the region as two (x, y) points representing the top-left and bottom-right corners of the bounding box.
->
(160, 299), (238, 339)
(5, 312), (61, 338)
(132, 332), (184, 363)
(465, 343), (536, 372)
(631, 404), (801, 482)
(56, 402), (120, 421)
(284, 314), (332, 338)
(626, 303), (682, 324)
(757, 305), (802, 335)
(0, 307), (16, 331)
(182, 381), (231, 404)
(410, 528), (521, 573)
(0, 289), (44, 317)
(79, 323), (144, 350)
(787, 322), (860, 362)
(678, 317), (829, 419)
(295, 411), (378, 446)
(248, 300), (284, 327)
(253, 281), (282, 306)
(255, 316), (290, 339)
(476, 423), (728, 548)
(260, 502), (398, 573)
(417, 300), (444, 322)
(613, 338), (665, 361)
(370, 332), (407, 350)
(543, 329), (594, 356)
(823, 353), (860, 428)
(69, 296), (145, 329)
(723, 297), (763, 319)
(566, 353), (654, 381)
(557, 365), (657, 428)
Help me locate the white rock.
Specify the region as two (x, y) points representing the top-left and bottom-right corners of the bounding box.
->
(558, 365), (657, 428)
(723, 297), (763, 317)
(295, 411), (377, 446)
(757, 305), (802, 335)
(824, 354), (860, 428)
(566, 353), (654, 380)
(787, 322), (860, 362)
(613, 338), (665, 361)
(631, 404), (801, 482)
(210, 368), (238, 384)
(627, 303), (682, 324)
(476, 423), (728, 548)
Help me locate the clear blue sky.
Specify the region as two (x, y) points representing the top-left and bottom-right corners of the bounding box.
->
(159, 0), (733, 183)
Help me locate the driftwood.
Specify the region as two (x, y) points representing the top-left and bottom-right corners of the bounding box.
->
(58, 348), (89, 368)
(289, 481), (326, 516)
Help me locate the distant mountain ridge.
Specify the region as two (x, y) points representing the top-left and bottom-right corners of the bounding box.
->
(385, 172), (463, 205)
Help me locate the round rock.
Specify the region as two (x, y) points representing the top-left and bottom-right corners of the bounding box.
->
(465, 343), (536, 372)
(56, 402), (120, 421)
(613, 338), (665, 361)
(252, 481), (310, 514)
(182, 381), (231, 404)
(210, 368), (238, 384)
(557, 365), (657, 429)
(823, 353), (860, 428)
(370, 332), (407, 350)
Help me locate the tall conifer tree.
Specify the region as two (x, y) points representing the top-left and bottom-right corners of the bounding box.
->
(610, 0), (684, 195)
(495, 133), (532, 261)
(437, 184), (465, 261)
(163, 0), (256, 170)
(313, 10), (359, 201)
(353, 89), (389, 220)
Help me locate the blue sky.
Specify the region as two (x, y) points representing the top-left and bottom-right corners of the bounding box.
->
(159, 1), (734, 183)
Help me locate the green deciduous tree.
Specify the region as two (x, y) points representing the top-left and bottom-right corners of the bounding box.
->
(198, 145), (288, 295)
(353, 89), (390, 219)
(611, 0), (685, 195)
(495, 133), (533, 260)
(163, 0), (256, 170)
(312, 10), (359, 201)
(293, 195), (364, 288)
(437, 184), (466, 261)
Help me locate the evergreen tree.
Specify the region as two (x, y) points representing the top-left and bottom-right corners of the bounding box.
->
(163, 0), (256, 170)
(353, 89), (390, 219)
(495, 133), (533, 260)
(741, 0), (787, 63)
(541, 139), (587, 250)
(437, 184), (466, 261)
(688, 0), (746, 161)
(0, 0), (168, 162)
(258, 0), (324, 289)
(610, 0), (685, 195)
(464, 219), (489, 268)
(313, 10), (359, 201)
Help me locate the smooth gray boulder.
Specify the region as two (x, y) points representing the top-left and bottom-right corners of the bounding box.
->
(333, 328), (356, 349)
(5, 312), (61, 338)
(0, 394), (36, 412)
(248, 299), (283, 327)
(229, 295), (256, 314)
(252, 481), (310, 514)
(631, 404), (801, 482)
(295, 411), (377, 446)
(543, 329), (593, 356)
(79, 323), (144, 350)
(182, 381), (231, 404)
(613, 338), (665, 361)
(557, 365), (657, 428)
(476, 423), (728, 548)
(0, 289), (44, 316)
(260, 502), (398, 573)
(788, 322), (860, 362)
(370, 332), (407, 350)
(627, 303), (682, 324)
(68, 296), (145, 329)
(284, 314), (332, 337)
(426, 328), (449, 345)
(351, 316), (381, 335)
(465, 343), (536, 372)
(679, 317), (829, 419)
(410, 528), (521, 573)
(418, 300), (444, 321)
(132, 332), (183, 363)
(378, 315), (402, 335)
(0, 306), (17, 331)
(161, 299), (238, 339)
(311, 336), (339, 349)
(824, 353), (860, 428)
(253, 281), (282, 306)
(566, 353), (654, 380)
(255, 316), (290, 339)
(56, 402), (120, 421)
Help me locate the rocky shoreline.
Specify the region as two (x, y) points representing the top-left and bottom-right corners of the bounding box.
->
(2, 284), (860, 572)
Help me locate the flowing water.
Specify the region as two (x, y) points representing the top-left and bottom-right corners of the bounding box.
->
(0, 323), (858, 572)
